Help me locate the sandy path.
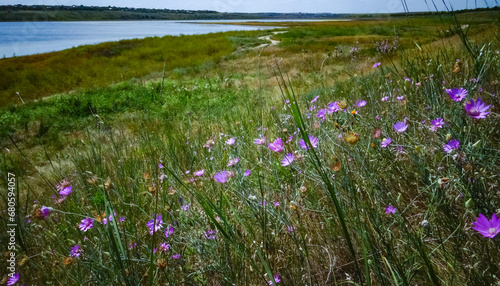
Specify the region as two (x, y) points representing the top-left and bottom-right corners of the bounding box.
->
(253, 31), (287, 49)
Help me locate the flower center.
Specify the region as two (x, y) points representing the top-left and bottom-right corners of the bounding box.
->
(488, 227), (497, 235)
(469, 107), (479, 115)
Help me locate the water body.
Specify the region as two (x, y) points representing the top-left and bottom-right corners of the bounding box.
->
(0, 19), (341, 58)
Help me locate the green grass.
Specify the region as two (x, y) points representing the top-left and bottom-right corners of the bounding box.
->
(1, 10), (500, 286)
(0, 29), (273, 108)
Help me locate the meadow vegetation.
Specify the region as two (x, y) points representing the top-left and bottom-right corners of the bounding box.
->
(1, 11), (499, 286)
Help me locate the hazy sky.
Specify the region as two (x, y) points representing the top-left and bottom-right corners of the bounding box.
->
(0, 0), (496, 13)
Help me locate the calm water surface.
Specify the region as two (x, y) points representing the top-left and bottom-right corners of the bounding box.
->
(0, 20), (290, 58)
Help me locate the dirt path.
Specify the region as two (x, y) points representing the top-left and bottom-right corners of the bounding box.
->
(253, 31), (287, 49)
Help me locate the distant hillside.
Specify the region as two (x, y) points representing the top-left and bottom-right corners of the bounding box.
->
(0, 5), (498, 21)
(0, 5), (347, 21)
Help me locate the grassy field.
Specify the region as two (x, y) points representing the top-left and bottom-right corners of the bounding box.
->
(1, 10), (499, 286)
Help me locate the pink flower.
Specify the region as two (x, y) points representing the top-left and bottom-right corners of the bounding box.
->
(70, 244), (82, 258)
(446, 88), (467, 102)
(393, 122), (408, 133)
(6, 273), (19, 286)
(443, 139), (459, 153)
(268, 138), (284, 152)
(225, 137), (236, 145)
(214, 171), (228, 183)
(147, 214), (164, 235)
(281, 153), (294, 166)
(299, 135), (318, 150)
(39, 206), (51, 219)
(78, 218), (94, 232)
(472, 213), (499, 238)
(356, 100), (367, 107)
(317, 109), (326, 120)
(227, 157), (239, 167)
(165, 225), (174, 237)
(327, 101), (340, 113)
(431, 118), (444, 131)
(373, 62), (381, 68)
(268, 274), (281, 285)
(159, 242), (170, 251)
(385, 205), (396, 214)
(381, 138), (392, 148)
(244, 169), (251, 177)
(253, 135), (266, 145)
(59, 186), (73, 196)
(194, 169), (205, 177)
(464, 98), (491, 119)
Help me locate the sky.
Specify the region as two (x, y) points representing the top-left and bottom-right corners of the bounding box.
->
(0, 0), (496, 13)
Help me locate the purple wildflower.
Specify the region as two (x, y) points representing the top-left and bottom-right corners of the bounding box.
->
(78, 218), (94, 232)
(204, 229), (217, 240)
(281, 153), (295, 167)
(446, 88), (468, 102)
(464, 98), (491, 119)
(158, 163), (164, 169)
(397, 96), (404, 101)
(40, 206), (51, 219)
(6, 273), (19, 286)
(227, 157), (239, 167)
(159, 242), (170, 251)
(393, 122), (408, 133)
(443, 139), (459, 153)
(385, 205), (396, 214)
(59, 186), (73, 196)
(225, 137), (236, 145)
(310, 96), (319, 103)
(472, 213), (499, 238)
(268, 274), (281, 285)
(70, 244), (82, 258)
(381, 96), (389, 101)
(373, 62), (381, 68)
(253, 135), (266, 145)
(181, 203), (191, 211)
(356, 100), (367, 107)
(172, 254), (180, 259)
(381, 138), (392, 148)
(119, 217), (125, 222)
(317, 109), (327, 120)
(194, 169), (205, 177)
(165, 225), (174, 238)
(327, 101), (340, 113)
(214, 171), (228, 183)
(268, 138), (284, 152)
(431, 118), (444, 131)
(147, 214), (164, 235)
(244, 169), (251, 177)
(299, 135), (319, 150)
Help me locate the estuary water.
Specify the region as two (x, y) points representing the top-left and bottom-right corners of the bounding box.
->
(0, 19), (287, 58)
